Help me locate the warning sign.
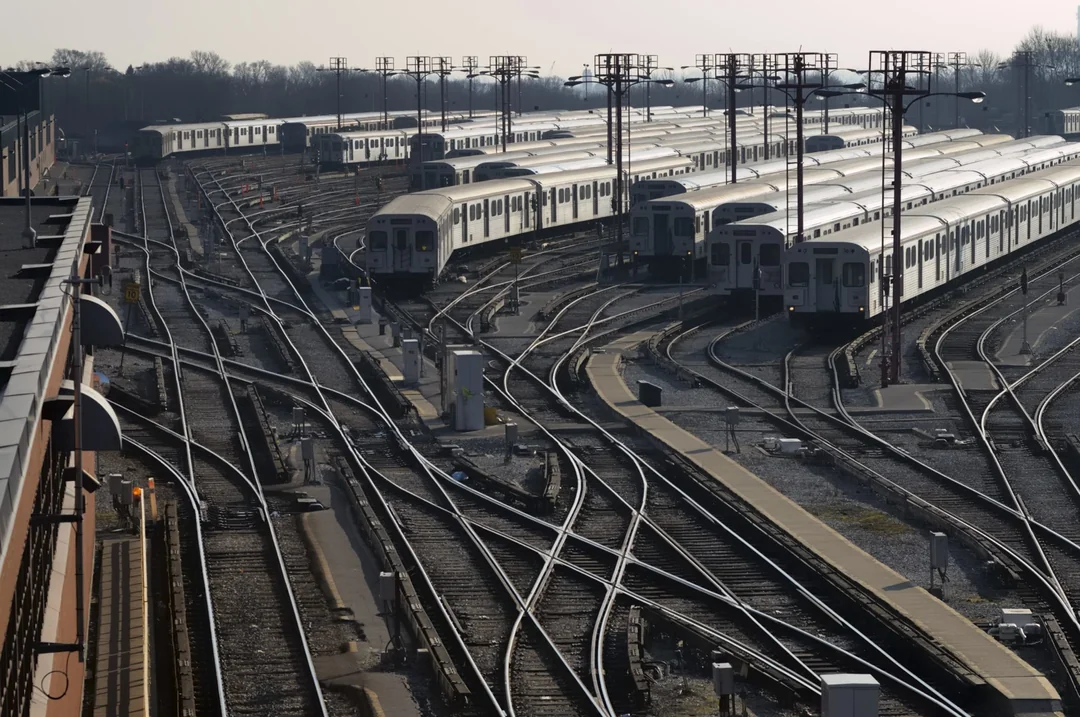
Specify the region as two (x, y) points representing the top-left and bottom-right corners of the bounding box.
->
(123, 281), (141, 304)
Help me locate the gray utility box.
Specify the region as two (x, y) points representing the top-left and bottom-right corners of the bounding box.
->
(821, 674), (879, 717)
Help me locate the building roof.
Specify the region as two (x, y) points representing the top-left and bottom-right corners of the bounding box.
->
(0, 195), (93, 546)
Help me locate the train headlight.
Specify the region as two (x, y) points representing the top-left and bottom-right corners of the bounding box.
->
(859, 306), (864, 313)
(788, 306), (794, 312)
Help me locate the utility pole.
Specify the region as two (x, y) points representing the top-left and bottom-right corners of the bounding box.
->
(598, 54), (636, 267)
(774, 52), (824, 245)
(947, 52), (969, 129)
(870, 50), (931, 387)
(460, 56), (479, 118)
(317, 57), (350, 130)
(433, 56), (453, 132)
(373, 57), (395, 129)
(930, 53), (946, 130)
(695, 54), (715, 118)
(821, 52), (837, 134)
(404, 56), (433, 166)
(717, 54), (749, 185)
(751, 53), (773, 160)
(640, 54), (658, 121)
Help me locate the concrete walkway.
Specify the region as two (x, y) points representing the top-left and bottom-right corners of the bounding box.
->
(91, 535), (148, 717)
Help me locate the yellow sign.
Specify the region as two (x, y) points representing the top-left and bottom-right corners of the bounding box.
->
(509, 248), (523, 264)
(124, 282), (141, 304)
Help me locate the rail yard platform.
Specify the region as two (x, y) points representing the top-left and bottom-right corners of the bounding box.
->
(90, 534), (149, 717)
(587, 332), (1062, 716)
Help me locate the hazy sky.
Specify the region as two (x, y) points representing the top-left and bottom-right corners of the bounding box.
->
(2, 0), (1077, 76)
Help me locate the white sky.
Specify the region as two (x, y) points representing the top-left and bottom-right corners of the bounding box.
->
(2, 0), (1076, 76)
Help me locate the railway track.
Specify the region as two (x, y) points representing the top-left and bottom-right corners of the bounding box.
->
(182, 153), (977, 714)
(123, 166), (331, 716)
(421, 281), (971, 715)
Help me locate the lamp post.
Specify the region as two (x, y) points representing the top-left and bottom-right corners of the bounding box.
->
(486, 56), (534, 151)
(636, 55), (672, 122)
(686, 54), (747, 183)
(433, 57), (454, 131)
(403, 57), (435, 165)
(367, 57), (397, 129)
(682, 54), (716, 118)
(947, 52), (972, 129)
(749, 54), (778, 159)
(737, 53), (863, 244)
(815, 56), (863, 134)
(826, 51), (984, 386)
(459, 56), (479, 117)
(566, 56), (673, 269)
(316, 57), (354, 130)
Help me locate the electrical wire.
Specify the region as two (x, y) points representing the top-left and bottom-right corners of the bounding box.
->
(36, 650), (72, 700)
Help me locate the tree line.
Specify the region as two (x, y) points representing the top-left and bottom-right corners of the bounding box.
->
(8, 27), (1080, 141)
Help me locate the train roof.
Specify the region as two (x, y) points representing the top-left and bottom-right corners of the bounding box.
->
(799, 160), (1080, 252)
(137, 121), (224, 133)
(642, 182), (783, 212)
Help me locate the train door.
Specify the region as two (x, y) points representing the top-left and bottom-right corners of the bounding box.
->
(550, 188), (557, 224)
(736, 239), (753, 288)
(504, 195), (511, 233)
(483, 199), (490, 237)
(365, 141), (371, 161)
(653, 213), (671, 255)
(462, 204), (469, 243)
(593, 182), (599, 215)
(815, 258), (837, 311)
(394, 228), (409, 271)
(177, 132), (183, 151)
(572, 184), (579, 220)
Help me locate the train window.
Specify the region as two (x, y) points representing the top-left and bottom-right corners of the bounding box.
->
(842, 263), (865, 287)
(416, 231), (434, 251)
(760, 244), (781, 266)
(869, 261), (876, 284)
(369, 231), (388, 250)
(454, 208), (461, 224)
(740, 242), (752, 265)
(788, 262), (809, 286)
(710, 242), (731, 266)
(633, 218), (648, 235)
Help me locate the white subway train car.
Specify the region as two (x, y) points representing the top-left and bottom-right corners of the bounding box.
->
(715, 143), (1080, 301)
(784, 159), (1080, 323)
(631, 155), (888, 270)
(367, 162), (690, 283)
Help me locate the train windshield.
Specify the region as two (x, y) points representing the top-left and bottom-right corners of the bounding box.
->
(760, 244), (782, 266)
(788, 262), (809, 286)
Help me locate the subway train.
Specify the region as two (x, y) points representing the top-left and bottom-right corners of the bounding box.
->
(784, 158), (1080, 324)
